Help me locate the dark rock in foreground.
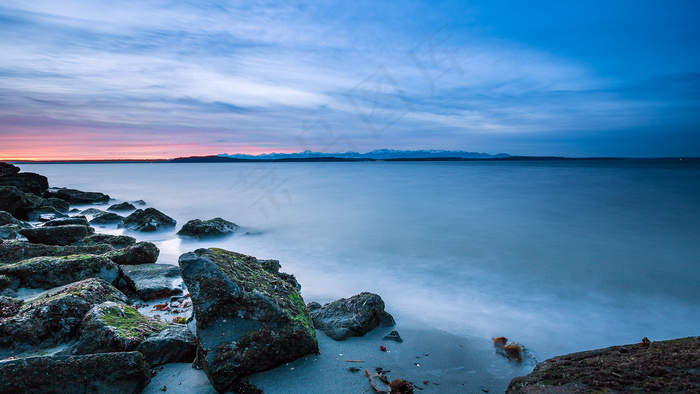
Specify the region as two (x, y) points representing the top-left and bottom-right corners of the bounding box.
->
(0, 278), (126, 356)
(120, 263), (183, 301)
(507, 337), (700, 393)
(136, 324), (197, 367)
(78, 233), (136, 249)
(119, 208), (176, 232)
(108, 201), (137, 212)
(11, 172), (49, 192)
(308, 292), (396, 341)
(0, 351), (151, 394)
(0, 240), (114, 265)
(68, 301), (168, 355)
(179, 248), (318, 393)
(48, 187), (111, 204)
(19, 224), (93, 246)
(105, 241), (159, 265)
(0, 254), (118, 289)
(177, 217), (240, 238)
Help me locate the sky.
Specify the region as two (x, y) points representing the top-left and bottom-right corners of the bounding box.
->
(0, 0), (699, 160)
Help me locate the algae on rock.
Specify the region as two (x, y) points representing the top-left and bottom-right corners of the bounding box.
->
(179, 247), (318, 393)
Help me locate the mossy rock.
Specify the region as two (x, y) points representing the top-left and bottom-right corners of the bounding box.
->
(0, 240), (114, 265)
(177, 217), (240, 239)
(0, 351), (151, 394)
(69, 301), (169, 355)
(0, 278), (126, 357)
(0, 254), (118, 289)
(104, 241), (159, 265)
(178, 248), (318, 392)
(78, 233), (136, 249)
(308, 292), (395, 341)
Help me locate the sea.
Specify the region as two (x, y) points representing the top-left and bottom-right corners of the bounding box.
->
(19, 159), (700, 361)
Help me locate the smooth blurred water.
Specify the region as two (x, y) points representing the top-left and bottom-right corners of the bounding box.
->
(20, 160), (700, 360)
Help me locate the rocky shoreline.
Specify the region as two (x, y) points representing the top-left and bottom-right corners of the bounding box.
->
(1, 161), (698, 393)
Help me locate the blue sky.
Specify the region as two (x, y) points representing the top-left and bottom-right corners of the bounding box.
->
(0, 0), (698, 159)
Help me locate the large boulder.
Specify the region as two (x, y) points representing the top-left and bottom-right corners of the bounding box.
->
(0, 278), (126, 356)
(177, 217), (240, 239)
(105, 241), (159, 265)
(79, 208), (124, 224)
(68, 301), (168, 355)
(13, 172), (49, 191)
(119, 263), (183, 301)
(0, 240), (114, 265)
(507, 337), (700, 393)
(0, 186), (41, 220)
(48, 187), (111, 204)
(78, 233), (136, 249)
(0, 176), (42, 196)
(19, 224), (93, 246)
(119, 208), (176, 232)
(0, 352), (151, 394)
(307, 292), (395, 341)
(136, 324), (197, 367)
(0, 162), (20, 176)
(0, 254), (118, 289)
(178, 248), (318, 392)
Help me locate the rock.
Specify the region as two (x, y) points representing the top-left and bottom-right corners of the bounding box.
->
(0, 240), (114, 265)
(19, 224), (93, 246)
(0, 224), (21, 240)
(0, 274), (18, 294)
(25, 206), (69, 222)
(105, 241), (159, 265)
(258, 259), (301, 290)
(136, 324), (197, 367)
(0, 278), (126, 356)
(0, 186), (41, 220)
(132, 199), (147, 205)
(506, 337), (700, 393)
(42, 216), (90, 227)
(308, 292), (395, 341)
(0, 162), (20, 176)
(108, 202), (137, 212)
(178, 248), (318, 392)
(11, 172), (49, 192)
(79, 207), (124, 224)
(383, 330), (404, 343)
(177, 217), (240, 238)
(49, 187), (111, 204)
(68, 301), (169, 355)
(0, 210), (29, 228)
(78, 233), (136, 249)
(0, 295), (22, 319)
(119, 263), (183, 301)
(39, 197), (70, 212)
(119, 208), (176, 232)
(0, 352), (151, 394)
(0, 176), (42, 196)
(0, 254), (118, 289)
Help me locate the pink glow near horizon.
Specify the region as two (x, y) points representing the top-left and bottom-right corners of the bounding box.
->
(0, 134), (302, 161)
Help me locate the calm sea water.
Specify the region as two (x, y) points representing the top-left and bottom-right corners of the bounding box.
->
(20, 160), (700, 360)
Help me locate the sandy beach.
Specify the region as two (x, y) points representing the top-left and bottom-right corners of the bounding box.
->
(143, 325), (533, 393)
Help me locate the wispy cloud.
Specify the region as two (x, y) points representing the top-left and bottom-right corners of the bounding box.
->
(0, 0), (698, 159)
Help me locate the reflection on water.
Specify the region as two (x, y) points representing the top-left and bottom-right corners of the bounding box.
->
(23, 160), (700, 359)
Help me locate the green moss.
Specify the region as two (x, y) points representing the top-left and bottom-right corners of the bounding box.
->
(100, 304), (168, 340)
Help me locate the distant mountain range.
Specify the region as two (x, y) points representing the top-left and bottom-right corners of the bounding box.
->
(218, 149), (511, 160)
